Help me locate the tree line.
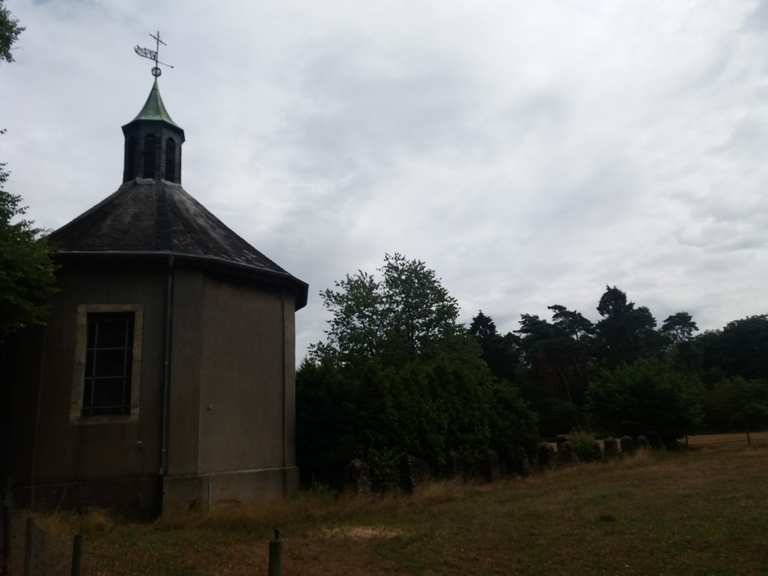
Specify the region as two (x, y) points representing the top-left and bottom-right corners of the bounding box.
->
(297, 254), (768, 487)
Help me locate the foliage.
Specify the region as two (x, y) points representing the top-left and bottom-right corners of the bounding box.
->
(595, 286), (664, 367)
(512, 306), (594, 435)
(587, 359), (703, 442)
(568, 430), (601, 462)
(298, 340), (538, 486)
(703, 377), (768, 435)
(661, 311), (698, 344)
(298, 254), (537, 487)
(469, 310), (522, 383)
(695, 316), (768, 383)
(0, 162), (57, 340)
(302, 259), (768, 482)
(311, 253), (460, 364)
(0, 0), (23, 63)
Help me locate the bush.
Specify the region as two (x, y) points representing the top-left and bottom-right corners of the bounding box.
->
(703, 377), (768, 434)
(367, 447), (401, 492)
(297, 343), (539, 488)
(568, 430), (601, 462)
(587, 359), (703, 442)
(296, 254), (539, 489)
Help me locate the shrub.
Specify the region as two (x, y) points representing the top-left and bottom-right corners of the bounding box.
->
(587, 359), (703, 442)
(297, 347), (539, 488)
(568, 430), (601, 462)
(296, 254), (539, 489)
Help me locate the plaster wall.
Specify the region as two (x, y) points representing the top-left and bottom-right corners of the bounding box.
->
(166, 268), (203, 476)
(162, 270), (299, 512)
(11, 262), (300, 516)
(11, 264), (166, 514)
(197, 276), (293, 474)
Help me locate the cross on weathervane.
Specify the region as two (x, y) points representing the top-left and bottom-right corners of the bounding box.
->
(134, 30), (174, 78)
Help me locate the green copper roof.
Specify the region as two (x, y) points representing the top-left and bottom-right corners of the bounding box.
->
(131, 79), (180, 128)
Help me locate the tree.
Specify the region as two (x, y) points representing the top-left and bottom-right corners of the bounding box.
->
(0, 162), (56, 340)
(693, 316), (768, 383)
(299, 255), (538, 487)
(469, 311), (522, 383)
(311, 252), (460, 364)
(703, 377), (768, 443)
(469, 310), (497, 342)
(514, 306), (595, 435)
(733, 379), (768, 445)
(549, 304), (594, 342)
(313, 270), (383, 362)
(661, 312), (699, 344)
(587, 359), (703, 443)
(0, 2), (53, 339)
(0, 0), (24, 63)
(380, 252), (460, 358)
(595, 286), (663, 367)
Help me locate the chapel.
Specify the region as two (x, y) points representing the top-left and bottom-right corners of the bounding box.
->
(3, 76), (307, 516)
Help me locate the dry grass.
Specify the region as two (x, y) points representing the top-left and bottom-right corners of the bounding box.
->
(8, 432), (768, 575)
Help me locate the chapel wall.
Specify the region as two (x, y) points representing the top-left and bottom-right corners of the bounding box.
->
(10, 263), (166, 516)
(196, 274), (287, 474)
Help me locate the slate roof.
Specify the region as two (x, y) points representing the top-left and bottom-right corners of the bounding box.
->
(48, 179), (308, 307)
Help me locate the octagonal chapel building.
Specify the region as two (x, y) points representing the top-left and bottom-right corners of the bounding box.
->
(6, 79), (308, 516)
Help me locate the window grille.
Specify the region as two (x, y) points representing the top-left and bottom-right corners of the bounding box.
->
(82, 312), (134, 417)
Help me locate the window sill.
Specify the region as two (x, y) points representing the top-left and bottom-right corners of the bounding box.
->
(70, 414), (138, 425)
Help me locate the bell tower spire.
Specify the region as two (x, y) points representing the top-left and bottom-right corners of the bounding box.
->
(122, 32), (184, 184)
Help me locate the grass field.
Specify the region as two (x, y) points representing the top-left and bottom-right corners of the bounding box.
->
(12, 432), (768, 575)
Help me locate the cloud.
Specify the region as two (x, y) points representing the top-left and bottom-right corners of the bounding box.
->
(2, 0), (767, 359)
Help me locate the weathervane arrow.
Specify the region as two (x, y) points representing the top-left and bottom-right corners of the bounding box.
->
(134, 30), (174, 77)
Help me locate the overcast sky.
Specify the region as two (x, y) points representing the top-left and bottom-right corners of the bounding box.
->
(2, 0), (767, 357)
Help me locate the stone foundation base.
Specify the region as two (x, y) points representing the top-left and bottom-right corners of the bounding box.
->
(162, 466), (299, 515)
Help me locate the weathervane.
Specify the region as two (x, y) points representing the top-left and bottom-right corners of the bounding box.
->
(134, 30), (174, 78)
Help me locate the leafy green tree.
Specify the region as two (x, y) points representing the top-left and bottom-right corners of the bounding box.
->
(703, 377), (768, 442)
(0, 162), (56, 340)
(380, 253), (460, 359)
(469, 310), (497, 341)
(299, 255), (537, 487)
(549, 304), (594, 342)
(511, 306), (595, 436)
(587, 359), (703, 443)
(312, 253), (459, 364)
(313, 270), (383, 362)
(0, 3), (50, 339)
(469, 311), (522, 383)
(661, 312), (699, 344)
(0, 0), (23, 63)
(660, 311), (700, 372)
(595, 286), (664, 367)
(733, 380), (768, 445)
(716, 316), (768, 381)
(692, 316), (768, 384)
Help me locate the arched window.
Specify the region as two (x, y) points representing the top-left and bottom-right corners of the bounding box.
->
(124, 137), (136, 181)
(165, 138), (176, 182)
(143, 134), (157, 178)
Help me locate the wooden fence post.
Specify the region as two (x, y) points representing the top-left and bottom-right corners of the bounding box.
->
(71, 533), (82, 576)
(0, 505), (9, 576)
(268, 529), (282, 576)
(24, 517), (42, 576)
